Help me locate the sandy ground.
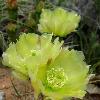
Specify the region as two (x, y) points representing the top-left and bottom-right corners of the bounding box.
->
(0, 67), (34, 100)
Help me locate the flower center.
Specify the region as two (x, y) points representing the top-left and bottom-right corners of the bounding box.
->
(46, 67), (67, 89)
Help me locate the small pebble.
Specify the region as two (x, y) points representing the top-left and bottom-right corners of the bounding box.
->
(0, 91), (5, 100)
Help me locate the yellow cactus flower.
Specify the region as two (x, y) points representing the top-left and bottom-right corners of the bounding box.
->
(38, 7), (80, 37)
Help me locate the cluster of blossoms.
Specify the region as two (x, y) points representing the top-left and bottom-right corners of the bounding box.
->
(2, 7), (89, 100)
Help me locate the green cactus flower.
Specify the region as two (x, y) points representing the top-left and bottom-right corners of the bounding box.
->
(28, 48), (89, 100)
(2, 33), (63, 80)
(38, 7), (81, 37)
